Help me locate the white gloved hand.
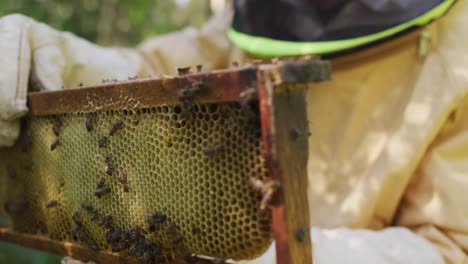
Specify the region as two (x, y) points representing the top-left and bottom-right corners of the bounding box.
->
(0, 14), (149, 147)
(241, 227), (444, 264)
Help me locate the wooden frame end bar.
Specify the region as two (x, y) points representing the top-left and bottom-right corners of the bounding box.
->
(257, 60), (331, 264)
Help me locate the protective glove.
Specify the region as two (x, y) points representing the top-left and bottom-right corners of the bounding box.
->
(0, 14), (149, 147)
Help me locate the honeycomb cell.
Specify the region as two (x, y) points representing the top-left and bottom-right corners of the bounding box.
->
(0, 102), (272, 260)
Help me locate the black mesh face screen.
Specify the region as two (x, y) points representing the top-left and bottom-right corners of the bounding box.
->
(232, 0), (447, 41)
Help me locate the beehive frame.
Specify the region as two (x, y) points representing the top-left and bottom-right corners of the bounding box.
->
(0, 60), (330, 264)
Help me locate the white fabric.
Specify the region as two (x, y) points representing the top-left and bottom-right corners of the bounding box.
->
(241, 227), (444, 264)
(0, 14), (30, 146)
(312, 227), (443, 264)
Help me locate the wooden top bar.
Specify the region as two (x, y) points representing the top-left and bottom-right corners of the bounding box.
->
(27, 66), (258, 116)
(27, 60), (330, 116)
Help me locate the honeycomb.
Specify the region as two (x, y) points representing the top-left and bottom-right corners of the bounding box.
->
(0, 102), (272, 261)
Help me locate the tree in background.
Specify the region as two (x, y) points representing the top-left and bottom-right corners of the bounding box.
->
(0, 0), (212, 46)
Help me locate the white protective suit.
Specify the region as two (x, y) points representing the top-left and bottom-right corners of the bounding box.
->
(2, 1), (468, 263)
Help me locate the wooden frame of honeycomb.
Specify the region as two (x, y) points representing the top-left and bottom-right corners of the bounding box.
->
(0, 60), (330, 264)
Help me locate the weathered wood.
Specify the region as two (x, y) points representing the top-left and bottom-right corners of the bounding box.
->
(277, 60), (331, 83)
(257, 60), (330, 264)
(0, 228), (213, 264)
(27, 66), (257, 116)
(0, 228), (137, 263)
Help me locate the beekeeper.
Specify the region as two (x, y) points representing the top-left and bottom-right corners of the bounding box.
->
(1, 0), (466, 263)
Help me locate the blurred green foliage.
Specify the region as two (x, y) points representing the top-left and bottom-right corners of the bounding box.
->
(0, 241), (61, 264)
(0, 0), (212, 46)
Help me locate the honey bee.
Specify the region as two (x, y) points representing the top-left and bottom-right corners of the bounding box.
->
(172, 234), (184, 245)
(85, 112), (97, 132)
(125, 228), (141, 242)
(184, 253), (200, 264)
(178, 87), (196, 101)
(105, 227), (121, 243)
(178, 81), (206, 101)
(97, 179), (105, 189)
(177, 66), (191, 76)
(81, 203), (93, 212)
(295, 226), (308, 242)
(98, 136), (108, 148)
(6, 165), (16, 179)
(86, 238), (100, 251)
(141, 238), (152, 249)
(99, 215), (113, 228)
(232, 61), (239, 67)
(78, 82), (83, 87)
(239, 87), (259, 121)
(72, 212), (82, 226)
(70, 225), (80, 236)
(250, 177), (281, 210)
(203, 144), (225, 157)
(129, 243), (138, 256)
(239, 87), (258, 107)
(95, 186), (111, 198)
(90, 209), (100, 221)
(109, 120), (124, 136)
(50, 140), (60, 151)
(130, 244), (140, 255)
(45, 200), (58, 208)
(120, 240), (129, 251)
(77, 228), (89, 241)
(103, 157), (113, 176)
(119, 172), (129, 192)
(70, 225), (79, 233)
(154, 212), (167, 224)
(196, 65), (203, 73)
(289, 127), (311, 141)
(52, 117), (62, 136)
(147, 212), (166, 229)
